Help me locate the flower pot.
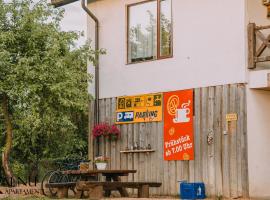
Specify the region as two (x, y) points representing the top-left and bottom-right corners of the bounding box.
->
(96, 162), (107, 170)
(109, 135), (119, 141)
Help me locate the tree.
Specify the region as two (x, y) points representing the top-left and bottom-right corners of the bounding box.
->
(160, 12), (172, 56)
(0, 0), (101, 185)
(128, 9), (172, 61)
(129, 10), (157, 62)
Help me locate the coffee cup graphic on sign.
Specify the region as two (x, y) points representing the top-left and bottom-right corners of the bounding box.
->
(173, 100), (191, 123)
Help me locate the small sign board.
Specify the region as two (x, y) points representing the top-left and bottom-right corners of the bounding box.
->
(116, 93), (163, 124)
(226, 113), (238, 121)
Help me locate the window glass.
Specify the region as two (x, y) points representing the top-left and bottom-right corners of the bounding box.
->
(160, 0), (172, 57)
(128, 1), (157, 63)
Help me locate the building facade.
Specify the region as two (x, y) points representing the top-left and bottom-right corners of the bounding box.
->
(86, 0), (270, 198)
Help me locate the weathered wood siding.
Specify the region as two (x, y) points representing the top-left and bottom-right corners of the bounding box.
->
(88, 84), (248, 198)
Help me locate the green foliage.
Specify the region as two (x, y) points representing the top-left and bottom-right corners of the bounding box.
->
(160, 12), (172, 56)
(0, 0), (104, 183)
(11, 160), (27, 179)
(40, 154), (89, 171)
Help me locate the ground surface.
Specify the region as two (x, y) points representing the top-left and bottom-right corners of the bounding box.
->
(0, 196), (254, 200)
(0, 186), (253, 200)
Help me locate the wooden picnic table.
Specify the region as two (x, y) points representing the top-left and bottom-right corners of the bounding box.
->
(46, 169), (161, 199)
(62, 169), (137, 197)
(62, 169), (137, 177)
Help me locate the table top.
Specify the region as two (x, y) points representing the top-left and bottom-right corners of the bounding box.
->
(62, 169), (137, 175)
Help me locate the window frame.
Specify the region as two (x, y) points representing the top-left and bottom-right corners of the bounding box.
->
(126, 0), (173, 65)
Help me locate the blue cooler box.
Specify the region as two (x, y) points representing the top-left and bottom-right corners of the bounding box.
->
(180, 182), (206, 199)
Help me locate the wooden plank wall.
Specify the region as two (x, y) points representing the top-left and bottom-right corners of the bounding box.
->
(88, 84), (249, 198)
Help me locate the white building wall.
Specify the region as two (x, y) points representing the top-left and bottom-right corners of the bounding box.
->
(88, 0), (246, 99)
(87, 0), (270, 198)
(247, 0), (269, 25)
(246, 0), (270, 199)
(246, 89), (270, 199)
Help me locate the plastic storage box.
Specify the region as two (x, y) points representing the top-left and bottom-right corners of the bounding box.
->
(180, 182), (206, 199)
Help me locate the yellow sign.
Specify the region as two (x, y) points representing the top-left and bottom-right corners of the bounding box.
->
(226, 113), (238, 121)
(116, 93), (163, 124)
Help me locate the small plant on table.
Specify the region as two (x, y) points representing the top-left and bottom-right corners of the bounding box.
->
(94, 156), (110, 170)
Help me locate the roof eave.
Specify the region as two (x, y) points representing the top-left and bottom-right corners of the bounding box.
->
(51, 0), (78, 7)
(51, 0), (97, 7)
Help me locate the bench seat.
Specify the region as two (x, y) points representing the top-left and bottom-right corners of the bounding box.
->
(76, 181), (162, 199)
(45, 182), (76, 188)
(45, 182), (76, 198)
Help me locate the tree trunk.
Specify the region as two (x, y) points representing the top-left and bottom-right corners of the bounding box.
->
(1, 94), (16, 186)
(28, 161), (39, 184)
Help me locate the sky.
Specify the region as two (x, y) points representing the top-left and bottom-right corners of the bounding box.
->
(59, 1), (87, 47)
(4, 0), (87, 47)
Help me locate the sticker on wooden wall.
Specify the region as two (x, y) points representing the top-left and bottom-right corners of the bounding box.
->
(115, 93), (163, 124)
(226, 113), (238, 121)
(164, 89), (194, 161)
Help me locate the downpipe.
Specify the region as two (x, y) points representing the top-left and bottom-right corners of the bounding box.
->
(81, 0), (99, 125)
(81, 0), (100, 158)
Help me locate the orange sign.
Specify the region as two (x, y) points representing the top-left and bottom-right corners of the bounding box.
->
(116, 93), (163, 124)
(164, 89), (194, 160)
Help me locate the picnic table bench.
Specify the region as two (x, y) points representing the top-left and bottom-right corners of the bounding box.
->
(45, 182), (76, 198)
(76, 181), (162, 199)
(44, 169), (162, 199)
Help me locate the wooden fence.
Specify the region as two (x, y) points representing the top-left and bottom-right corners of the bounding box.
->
(248, 23), (270, 69)
(88, 84), (249, 198)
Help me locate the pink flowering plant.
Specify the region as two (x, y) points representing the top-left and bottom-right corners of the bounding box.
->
(109, 125), (121, 140)
(92, 123), (110, 138)
(92, 123), (121, 140)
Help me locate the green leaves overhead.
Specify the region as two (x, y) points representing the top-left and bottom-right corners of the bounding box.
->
(0, 0), (103, 182)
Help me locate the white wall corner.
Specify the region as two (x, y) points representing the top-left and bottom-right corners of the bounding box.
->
(248, 70), (270, 89)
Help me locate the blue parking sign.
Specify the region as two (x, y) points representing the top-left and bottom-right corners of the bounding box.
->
(116, 111), (134, 123)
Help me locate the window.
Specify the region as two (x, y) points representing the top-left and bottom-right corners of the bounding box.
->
(127, 0), (172, 64)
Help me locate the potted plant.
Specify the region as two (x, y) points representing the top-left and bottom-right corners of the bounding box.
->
(92, 123), (121, 140)
(108, 124), (121, 140)
(94, 156), (110, 170)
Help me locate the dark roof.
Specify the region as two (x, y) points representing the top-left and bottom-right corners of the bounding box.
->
(51, 0), (97, 7)
(51, 0), (78, 7)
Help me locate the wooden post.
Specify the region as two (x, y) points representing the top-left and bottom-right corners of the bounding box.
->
(112, 176), (129, 197)
(104, 176), (111, 197)
(88, 101), (95, 169)
(248, 23), (256, 69)
(268, 73), (270, 87)
(57, 187), (68, 198)
(75, 190), (83, 199)
(138, 185), (149, 198)
(89, 185), (103, 200)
